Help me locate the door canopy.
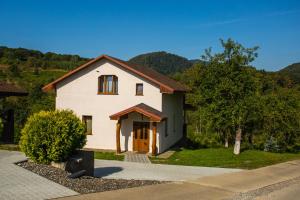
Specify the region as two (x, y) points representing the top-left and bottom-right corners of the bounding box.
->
(110, 103), (165, 122)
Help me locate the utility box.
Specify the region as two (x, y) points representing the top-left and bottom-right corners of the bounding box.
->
(66, 150), (94, 177)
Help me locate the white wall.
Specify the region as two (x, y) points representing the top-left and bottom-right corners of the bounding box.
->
(56, 59), (162, 152)
(160, 93), (184, 152)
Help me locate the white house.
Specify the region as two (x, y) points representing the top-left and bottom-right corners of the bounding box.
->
(43, 55), (188, 155)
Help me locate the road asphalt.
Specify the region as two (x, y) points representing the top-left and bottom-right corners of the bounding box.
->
(58, 160), (300, 200)
(1, 150), (299, 200)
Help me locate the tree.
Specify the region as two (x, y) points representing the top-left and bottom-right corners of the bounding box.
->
(261, 88), (300, 152)
(8, 63), (21, 77)
(182, 39), (260, 154)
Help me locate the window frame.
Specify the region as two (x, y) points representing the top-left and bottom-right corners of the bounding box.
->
(135, 83), (143, 96)
(98, 75), (118, 95)
(82, 115), (93, 135)
(173, 113), (176, 133)
(164, 119), (168, 137)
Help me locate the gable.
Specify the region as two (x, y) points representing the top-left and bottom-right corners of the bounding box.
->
(43, 55), (188, 94)
(55, 59), (162, 97)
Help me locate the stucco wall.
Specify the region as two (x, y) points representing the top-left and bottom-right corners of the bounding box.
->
(160, 93), (184, 152)
(55, 59), (182, 154)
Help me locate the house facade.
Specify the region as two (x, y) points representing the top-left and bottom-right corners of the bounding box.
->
(43, 55), (187, 155)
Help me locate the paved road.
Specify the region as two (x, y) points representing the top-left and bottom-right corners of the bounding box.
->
(3, 150), (299, 200)
(256, 181), (300, 200)
(0, 150), (241, 200)
(94, 159), (241, 181)
(0, 150), (77, 200)
(60, 159), (300, 200)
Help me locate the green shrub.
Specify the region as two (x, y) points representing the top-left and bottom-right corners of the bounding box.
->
(264, 136), (282, 153)
(187, 127), (222, 148)
(20, 110), (86, 164)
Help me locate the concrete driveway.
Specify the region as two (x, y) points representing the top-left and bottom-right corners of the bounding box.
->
(0, 150), (241, 200)
(0, 150), (77, 200)
(94, 159), (241, 181)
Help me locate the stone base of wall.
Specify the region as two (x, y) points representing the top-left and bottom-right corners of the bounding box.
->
(51, 161), (67, 170)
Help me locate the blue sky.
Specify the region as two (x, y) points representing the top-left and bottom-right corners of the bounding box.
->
(1, 0), (300, 71)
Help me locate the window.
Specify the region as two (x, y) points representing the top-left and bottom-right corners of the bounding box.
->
(82, 116), (92, 135)
(173, 113), (176, 133)
(164, 119), (168, 137)
(136, 83), (143, 96)
(98, 75), (118, 94)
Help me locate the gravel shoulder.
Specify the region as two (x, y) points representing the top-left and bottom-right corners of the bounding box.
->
(17, 161), (164, 194)
(226, 176), (300, 200)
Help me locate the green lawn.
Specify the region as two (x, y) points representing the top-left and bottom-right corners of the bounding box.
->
(150, 148), (300, 169)
(0, 144), (20, 151)
(94, 151), (124, 161)
(0, 144), (124, 161)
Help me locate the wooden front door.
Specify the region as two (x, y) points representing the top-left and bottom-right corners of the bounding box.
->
(133, 122), (150, 153)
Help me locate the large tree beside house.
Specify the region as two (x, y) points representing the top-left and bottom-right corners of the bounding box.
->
(182, 39), (300, 154)
(183, 39), (260, 154)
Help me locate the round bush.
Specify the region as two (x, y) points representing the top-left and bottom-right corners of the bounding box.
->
(20, 110), (86, 164)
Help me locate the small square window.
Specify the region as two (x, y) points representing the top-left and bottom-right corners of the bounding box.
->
(136, 83), (143, 96)
(82, 115), (92, 135)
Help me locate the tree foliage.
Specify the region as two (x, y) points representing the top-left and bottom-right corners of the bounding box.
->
(182, 39), (300, 153)
(128, 51), (196, 75)
(279, 62), (300, 84)
(0, 46), (89, 70)
(261, 88), (300, 152)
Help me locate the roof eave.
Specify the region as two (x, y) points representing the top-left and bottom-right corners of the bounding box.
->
(42, 54), (189, 93)
(109, 106), (164, 122)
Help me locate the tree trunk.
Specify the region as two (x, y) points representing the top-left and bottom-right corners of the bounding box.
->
(225, 133), (229, 148)
(234, 127), (242, 155)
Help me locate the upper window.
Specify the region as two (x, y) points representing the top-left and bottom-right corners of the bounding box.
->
(98, 75), (118, 95)
(82, 115), (92, 135)
(136, 83), (143, 96)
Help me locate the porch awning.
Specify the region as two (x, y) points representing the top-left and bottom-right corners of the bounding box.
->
(0, 82), (28, 97)
(109, 103), (166, 122)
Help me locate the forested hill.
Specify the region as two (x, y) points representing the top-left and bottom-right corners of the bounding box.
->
(279, 62), (300, 84)
(0, 46), (89, 70)
(128, 51), (198, 75)
(0, 47), (201, 75)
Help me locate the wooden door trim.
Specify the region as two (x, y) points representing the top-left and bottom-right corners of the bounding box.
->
(132, 121), (150, 153)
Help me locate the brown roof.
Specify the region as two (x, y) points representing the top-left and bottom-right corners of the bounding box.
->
(110, 103), (166, 122)
(42, 54), (188, 93)
(0, 82), (28, 97)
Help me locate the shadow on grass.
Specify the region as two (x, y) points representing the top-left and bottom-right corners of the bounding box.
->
(94, 167), (123, 178)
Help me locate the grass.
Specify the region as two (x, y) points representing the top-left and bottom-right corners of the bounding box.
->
(150, 148), (300, 169)
(94, 151), (124, 161)
(0, 143), (20, 151)
(0, 143), (124, 161)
